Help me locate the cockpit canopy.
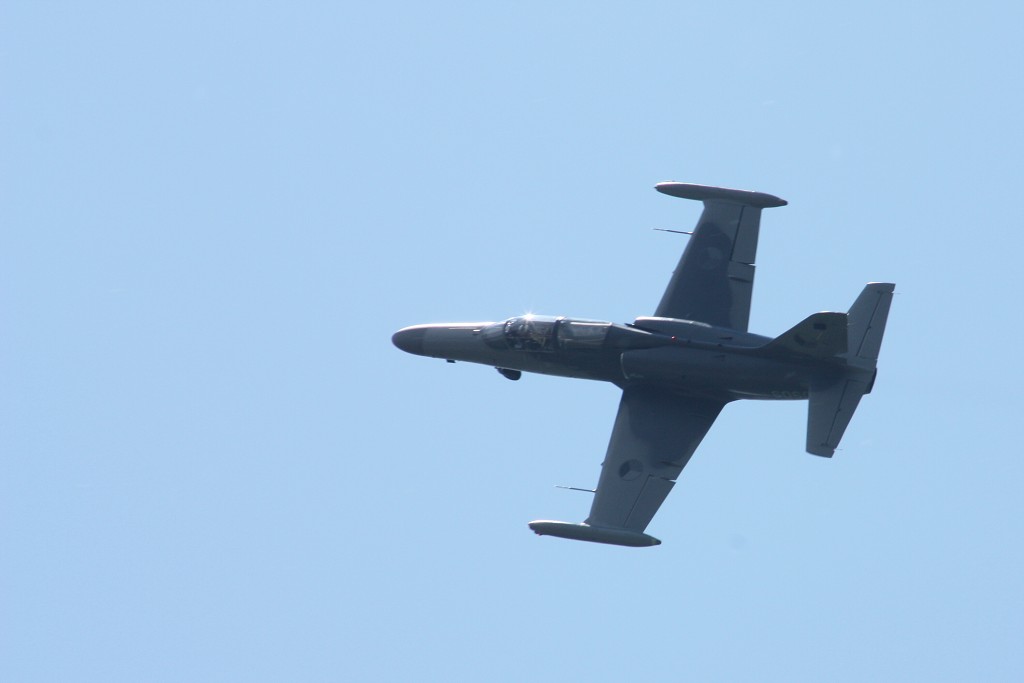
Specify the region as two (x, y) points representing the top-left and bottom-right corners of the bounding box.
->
(503, 315), (559, 351)
(499, 315), (612, 352)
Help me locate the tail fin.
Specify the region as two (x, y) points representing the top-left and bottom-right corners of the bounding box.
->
(806, 283), (895, 457)
(762, 312), (848, 359)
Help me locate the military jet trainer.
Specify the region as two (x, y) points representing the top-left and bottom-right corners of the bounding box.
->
(393, 182), (893, 547)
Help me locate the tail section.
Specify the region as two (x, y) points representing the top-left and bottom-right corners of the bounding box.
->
(805, 283), (895, 457)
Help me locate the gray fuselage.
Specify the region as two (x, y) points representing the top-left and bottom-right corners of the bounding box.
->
(392, 315), (844, 402)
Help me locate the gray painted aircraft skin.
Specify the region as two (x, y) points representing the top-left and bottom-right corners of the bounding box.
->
(393, 183), (894, 547)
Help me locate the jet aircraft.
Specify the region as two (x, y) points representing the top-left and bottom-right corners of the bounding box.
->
(393, 183), (893, 547)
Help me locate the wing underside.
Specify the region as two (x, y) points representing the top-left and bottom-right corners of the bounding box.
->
(531, 387), (724, 546)
(653, 183), (786, 331)
(586, 387), (725, 533)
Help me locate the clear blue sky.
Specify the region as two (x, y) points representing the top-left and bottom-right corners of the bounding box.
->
(3, 3), (1022, 681)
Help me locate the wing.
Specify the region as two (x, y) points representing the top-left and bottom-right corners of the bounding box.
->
(585, 386), (725, 534)
(530, 387), (724, 546)
(653, 183), (787, 331)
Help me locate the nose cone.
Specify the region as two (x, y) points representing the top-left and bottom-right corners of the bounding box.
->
(392, 326), (427, 355)
(392, 322), (499, 361)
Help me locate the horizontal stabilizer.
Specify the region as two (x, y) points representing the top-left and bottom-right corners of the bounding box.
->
(762, 312), (848, 359)
(806, 378), (870, 457)
(847, 282), (895, 362)
(528, 520), (661, 547)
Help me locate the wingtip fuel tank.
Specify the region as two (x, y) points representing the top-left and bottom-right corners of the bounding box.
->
(528, 520), (662, 547)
